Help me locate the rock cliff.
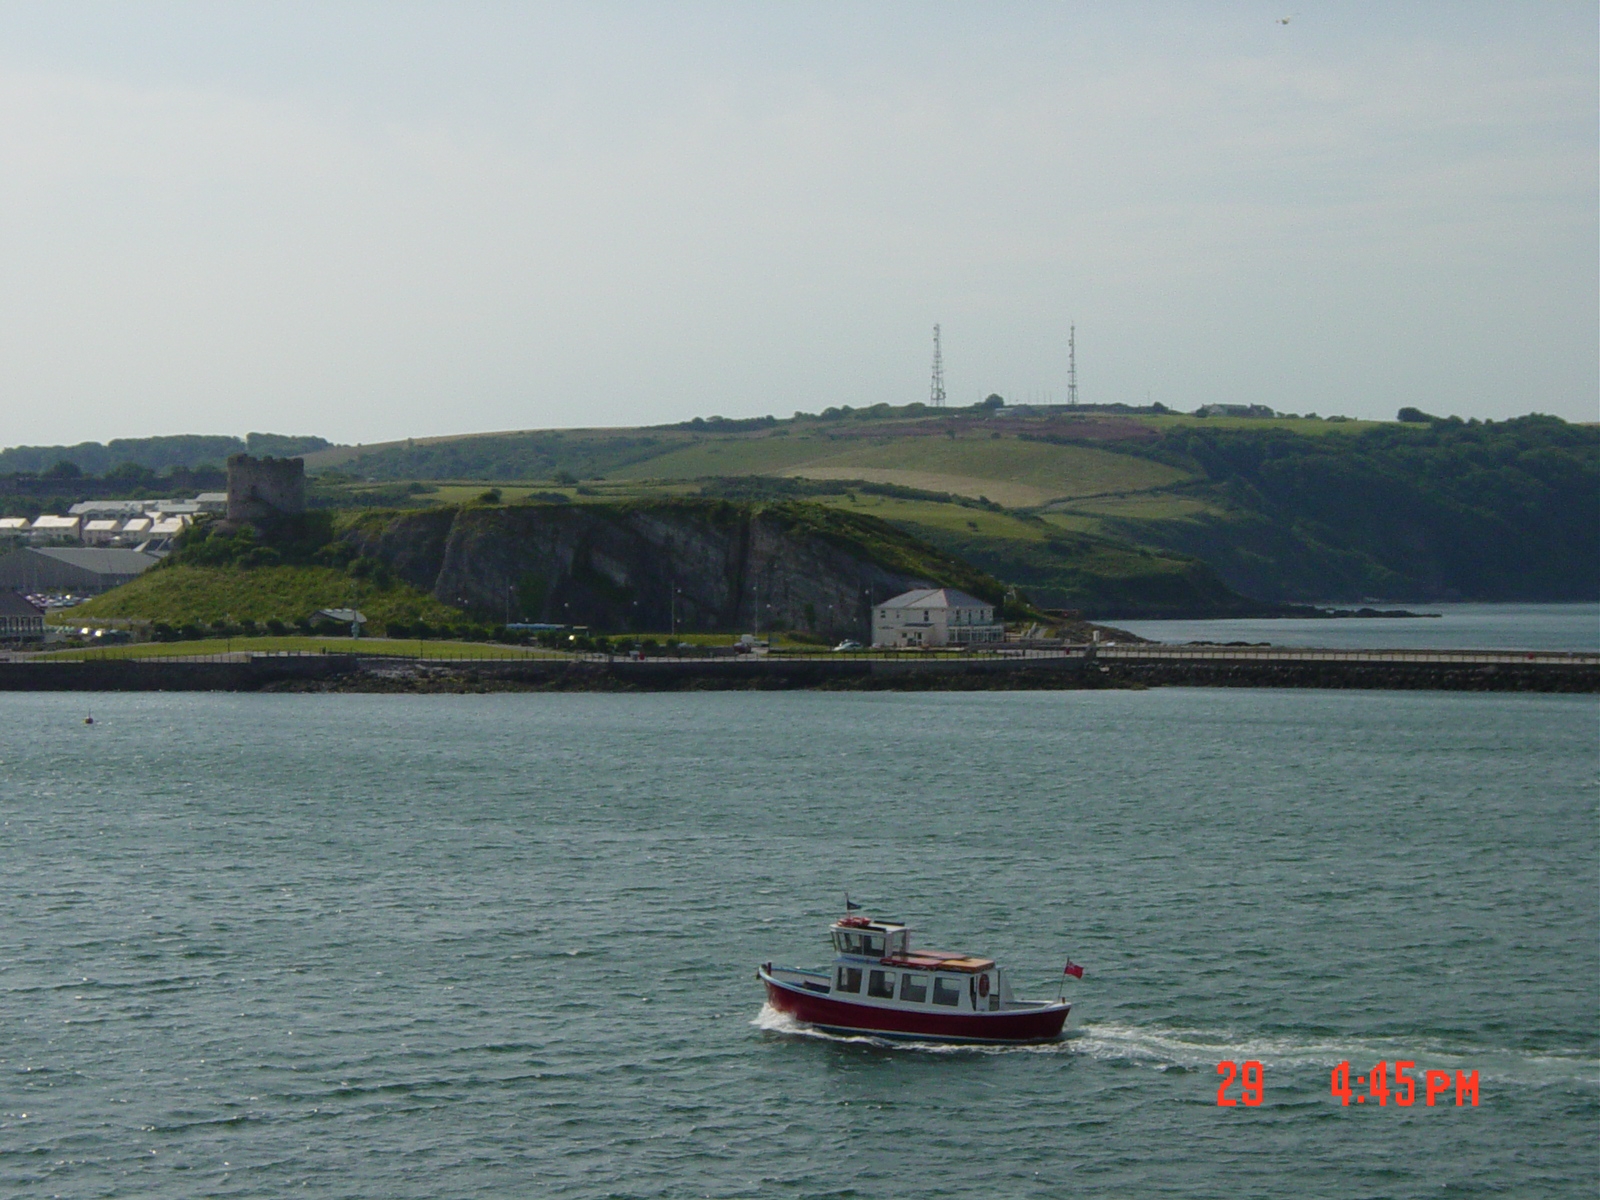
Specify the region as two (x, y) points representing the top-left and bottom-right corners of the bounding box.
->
(338, 499), (1003, 636)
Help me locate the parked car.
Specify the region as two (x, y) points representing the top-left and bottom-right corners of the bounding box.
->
(832, 640), (864, 652)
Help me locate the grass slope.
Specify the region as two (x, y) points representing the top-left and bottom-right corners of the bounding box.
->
(1104, 416), (1600, 601)
(687, 482), (1259, 617)
(71, 565), (464, 627)
(34, 636), (554, 660)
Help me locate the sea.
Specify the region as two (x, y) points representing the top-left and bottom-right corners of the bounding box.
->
(1113, 601), (1600, 653)
(1, 638), (1596, 1196)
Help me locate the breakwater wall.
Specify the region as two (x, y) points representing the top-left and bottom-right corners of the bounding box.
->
(0, 655), (359, 692)
(3, 650), (1593, 693)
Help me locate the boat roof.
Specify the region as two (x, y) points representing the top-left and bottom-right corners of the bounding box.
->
(886, 951), (996, 974)
(831, 916), (906, 933)
(832, 915), (995, 972)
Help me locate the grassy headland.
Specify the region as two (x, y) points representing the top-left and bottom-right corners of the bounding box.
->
(14, 406), (1593, 620)
(300, 407), (1596, 605)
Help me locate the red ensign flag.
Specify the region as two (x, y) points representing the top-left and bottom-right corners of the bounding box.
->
(1064, 961), (1084, 978)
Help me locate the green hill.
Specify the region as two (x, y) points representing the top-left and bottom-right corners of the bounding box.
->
(50, 406), (1595, 618)
(304, 406), (1596, 606)
(1092, 415), (1599, 601)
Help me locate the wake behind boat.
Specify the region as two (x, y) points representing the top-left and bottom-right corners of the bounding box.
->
(758, 911), (1074, 1044)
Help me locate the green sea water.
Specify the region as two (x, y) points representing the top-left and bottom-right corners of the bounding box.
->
(1, 688), (1595, 1197)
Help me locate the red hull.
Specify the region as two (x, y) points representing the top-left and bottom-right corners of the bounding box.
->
(762, 974), (1068, 1043)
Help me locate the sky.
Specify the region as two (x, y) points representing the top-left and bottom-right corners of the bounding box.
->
(0, 1), (1594, 448)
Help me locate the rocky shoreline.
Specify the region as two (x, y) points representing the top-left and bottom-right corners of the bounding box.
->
(2, 651), (1594, 694)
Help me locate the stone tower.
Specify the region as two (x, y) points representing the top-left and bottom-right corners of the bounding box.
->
(226, 454), (306, 524)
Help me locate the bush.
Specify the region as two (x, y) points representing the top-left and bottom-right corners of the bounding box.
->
(348, 555), (392, 586)
(265, 618), (287, 637)
(386, 621), (411, 639)
(239, 546), (282, 568)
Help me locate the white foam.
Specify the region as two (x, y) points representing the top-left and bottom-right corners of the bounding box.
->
(749, 1003), (1074, 1055)
(1072, 1021), (1600, 1087)
(753, 1006), (1598, 1083)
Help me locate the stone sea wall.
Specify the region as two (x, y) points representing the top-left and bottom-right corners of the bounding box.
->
(4, 653), (1593, 693)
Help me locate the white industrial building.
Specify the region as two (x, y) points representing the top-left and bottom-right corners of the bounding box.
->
(82, 518), (123, 545)
(69, 500), (148, 518)
(871, 588), (1005, 648)
(9, 506), (188, 548)
(29, 515), (81, 540)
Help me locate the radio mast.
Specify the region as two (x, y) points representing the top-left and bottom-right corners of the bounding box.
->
(930, 324), (946, 408)
(1067, 324), (1078, 408)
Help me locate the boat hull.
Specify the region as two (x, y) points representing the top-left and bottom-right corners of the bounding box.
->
(760, 971), (1069, 1044)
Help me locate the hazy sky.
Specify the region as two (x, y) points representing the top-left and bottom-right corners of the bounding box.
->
(1, 1), (1594, 448)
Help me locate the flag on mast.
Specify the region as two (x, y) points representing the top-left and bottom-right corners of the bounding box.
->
(845, 894), (862, 911)
(1063, 960), (1084, 978)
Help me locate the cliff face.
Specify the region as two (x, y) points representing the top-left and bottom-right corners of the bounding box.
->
(339, 500), (991, 636)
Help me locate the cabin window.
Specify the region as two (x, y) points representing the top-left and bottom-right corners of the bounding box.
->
(837, 932), (863, 954)
(932, 976), (962, 1007)
(899, 973), (928, 1003)
(836, 966), (862, 993)
(888, 931), (907, 955)
(862, 934), (885, 958)
(868, 970), (896, 999)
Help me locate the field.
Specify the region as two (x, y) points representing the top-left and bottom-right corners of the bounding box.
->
(603, 428), (1191, 503)
(314, 409), (1368, 495)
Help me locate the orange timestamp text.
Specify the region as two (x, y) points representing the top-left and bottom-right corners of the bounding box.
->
(1214, 1059), (1481, 1107)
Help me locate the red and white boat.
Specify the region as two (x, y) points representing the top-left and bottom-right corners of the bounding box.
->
(758, 913), (1072, 1044)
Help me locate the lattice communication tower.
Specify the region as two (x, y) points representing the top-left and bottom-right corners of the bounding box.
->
(930, 324), (946, 408)
(1067, 324), (1078, 408)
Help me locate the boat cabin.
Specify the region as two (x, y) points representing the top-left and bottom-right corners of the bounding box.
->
(831, 917), (908, 959)
(828, 916), (1008, 1012)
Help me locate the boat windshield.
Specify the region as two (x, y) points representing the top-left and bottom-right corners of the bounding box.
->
(835, 930), (887, 957)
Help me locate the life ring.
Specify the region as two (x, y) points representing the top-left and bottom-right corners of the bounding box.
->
(978, 974), (990, 998)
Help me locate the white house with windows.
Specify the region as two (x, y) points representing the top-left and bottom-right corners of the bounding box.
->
(871, 587), (1005, 648)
